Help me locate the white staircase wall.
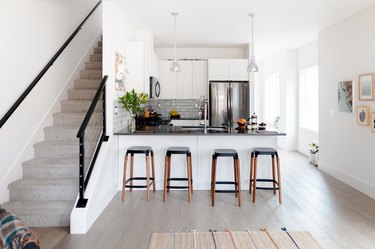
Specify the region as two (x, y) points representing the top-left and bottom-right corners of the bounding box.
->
(0, 1), (102, 203)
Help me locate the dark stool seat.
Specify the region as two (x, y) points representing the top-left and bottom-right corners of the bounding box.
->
(249, 147), (282, 204)
(163, 147), (193, 202)
(122, 146), (156, 202)
(211, 149), (242, 207)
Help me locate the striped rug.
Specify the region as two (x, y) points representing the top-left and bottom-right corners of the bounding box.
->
(148, 230), (323, 249)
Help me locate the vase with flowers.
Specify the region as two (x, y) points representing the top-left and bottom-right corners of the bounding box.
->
(118, 89), (149, 132)
(309, 141), (319, 166)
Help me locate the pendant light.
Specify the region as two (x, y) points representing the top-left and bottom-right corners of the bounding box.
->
(170, 12), (181, 72)
(247, 13), (259, 72)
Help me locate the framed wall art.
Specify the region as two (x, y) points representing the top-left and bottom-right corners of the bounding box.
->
(356, 106), (370, 126)
(358, 73), (374, 100)
(115, 52), (126, 91)
(338, 80), (353, 112)
(371, 113), (375, 132)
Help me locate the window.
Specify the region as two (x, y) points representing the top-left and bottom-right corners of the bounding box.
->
(264, 73), (280, 124)
(299, 66), (319, 131)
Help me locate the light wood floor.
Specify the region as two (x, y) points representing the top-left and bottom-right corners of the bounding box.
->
(32, 151), (375, 249)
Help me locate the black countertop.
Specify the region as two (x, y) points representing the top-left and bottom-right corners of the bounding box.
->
(114, 125), (286, 136)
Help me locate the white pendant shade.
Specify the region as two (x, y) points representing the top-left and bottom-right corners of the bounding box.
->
(170, 60), (181, 72)
(247, 56), (258, 72)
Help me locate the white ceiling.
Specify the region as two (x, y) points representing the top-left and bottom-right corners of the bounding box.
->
(115, 0), (375, 59)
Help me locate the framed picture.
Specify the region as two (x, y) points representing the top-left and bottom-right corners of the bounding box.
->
(358, 73), (374, 100)
(371, 113), (375, 132)
(115, 52), (126, 91)
(356, 106), (370, 126)
(338, 80), (353, 112)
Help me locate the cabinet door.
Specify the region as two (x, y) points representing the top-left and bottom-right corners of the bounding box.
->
(208, 59), (229, 80)
(159, 60), (178, 98)
(192, 61), (208, 99)
(229, 59), (249, 81)
(124, 42), (145, 93)
(177, 61), (193, 99)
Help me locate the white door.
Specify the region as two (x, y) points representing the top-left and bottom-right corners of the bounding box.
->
(229, 59), (249, 81)
(192, 61), (208, 99)
(177, 61), (193, 99)
(159, 60), (178, 98)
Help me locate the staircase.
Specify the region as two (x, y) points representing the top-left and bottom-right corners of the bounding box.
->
(2, 40), (103, 227)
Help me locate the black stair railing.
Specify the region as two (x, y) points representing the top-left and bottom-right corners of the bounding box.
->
(76, 75), (109, 208)
(0, 0), (102, 129)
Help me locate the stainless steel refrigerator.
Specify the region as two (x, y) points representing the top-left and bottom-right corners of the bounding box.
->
(209, 81), (250, 129)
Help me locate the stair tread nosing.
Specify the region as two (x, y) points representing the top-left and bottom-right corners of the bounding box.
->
(1, 200), (74, 215)
(8, 178), (78, 190)
(22, 158), (78, 168)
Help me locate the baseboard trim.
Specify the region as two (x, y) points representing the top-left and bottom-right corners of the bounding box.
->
(319, 161), (375, 200)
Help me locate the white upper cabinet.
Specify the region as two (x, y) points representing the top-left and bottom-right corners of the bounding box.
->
(158, 60), (208, 99)
(229, 59), (249, 81)
(178, 61), (193, 99)
(208, 59), (230, 80)
(159, 60), (178, 98)
(192, 61), (208, 99)
(208, 59), (249, 81)
(124, 41), (145, 93)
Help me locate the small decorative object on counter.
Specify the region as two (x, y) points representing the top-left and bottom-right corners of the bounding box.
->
(258, 122), (266, 130)
(249, 112), (258, 130)
(237, 118), (247, 130)
(309, 141), (319, 166)
(169, 109), (180, 119)
(143, 106), (150, 117)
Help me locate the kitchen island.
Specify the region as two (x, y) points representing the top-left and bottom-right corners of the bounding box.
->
(114, 126), (285, 191)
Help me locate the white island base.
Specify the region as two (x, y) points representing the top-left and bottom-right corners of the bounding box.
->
(118, 135), (280, 191)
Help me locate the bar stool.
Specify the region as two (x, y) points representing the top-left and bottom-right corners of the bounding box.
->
(122, 146), (156, 202)
(163, 147), (193, 202)
(211, 149), (242, 207)
(249, 147), (282, 204)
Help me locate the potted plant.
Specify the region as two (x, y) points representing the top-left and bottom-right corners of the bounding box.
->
(118, 89), (148, 132)
(309, 141), (319, 166)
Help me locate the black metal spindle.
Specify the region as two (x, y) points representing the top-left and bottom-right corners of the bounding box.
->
(77, 136), (88, 207)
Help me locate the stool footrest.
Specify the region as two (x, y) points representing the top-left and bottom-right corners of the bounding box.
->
(215, 190), (239, 193)
(167, 177), (188, 182)
(125, 177), (154, 189)
(250, 179), (279, 190)
(215, 181), (237, 185)
(166, 186), (189, 189)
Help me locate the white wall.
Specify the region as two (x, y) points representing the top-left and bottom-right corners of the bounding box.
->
(261, 50), (298, 150)
(319, 4), (375, 199)
(155, 47), (248, 60)
(297, 42), (319, 155)
(0, 0), (102, 203)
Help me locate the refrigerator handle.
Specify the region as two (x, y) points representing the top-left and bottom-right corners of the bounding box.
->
(228, 83), (232, 130)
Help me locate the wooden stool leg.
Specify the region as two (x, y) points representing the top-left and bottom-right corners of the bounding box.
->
(163, 155), (168, 202)
(234, 157), (238, 197)
(211, 158), (217, 207)
(122, 154), (128, 202)
(236, 159), (242, 207)
(252, 156), (258, 203)
(130, 154), (134, 192)
(187, 155), (192, 202)
(151, 151), (156, 192)
(271, 155), (276, 195)
(167, 156), (171, 193)
(210, 157), (215, 198)
(249, 154), (253, 194)
(277, 156), (282, 204)
(146, 155), (151, 201)
(189, 155), (193, 194)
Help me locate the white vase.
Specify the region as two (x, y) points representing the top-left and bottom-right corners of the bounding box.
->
(314, 152), (319, 166)
(309, 153), (316, 164)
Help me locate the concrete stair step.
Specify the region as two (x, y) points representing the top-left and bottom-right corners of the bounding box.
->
(93, 47), (102, 54)
(34, 140), (96, 159)
(61, 100), (99, 113)
(74, 79), (101, 89)
(44, 126), (101, 141)
(22, 158), (80, 178)
(80, 69), (102, 79)
(1, 200), (74, 227)
(68, 88), (97, 100)
(90, 54), (102, 62)
(52, 112), (102, 127)
(8, 178), (78, 201)
(85, 61), (102, 70)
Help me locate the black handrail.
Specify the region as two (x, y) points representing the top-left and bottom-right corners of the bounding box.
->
(0, 0), (102, 129)
(76, 75), (109, 208)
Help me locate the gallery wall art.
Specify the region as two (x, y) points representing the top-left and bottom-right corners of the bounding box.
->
(115, 52), (126, 91)
(371, 113), (375, 132)
(358, 73), (374, 100)
(356, 106), (370, 126)
(338, 80), (353, 112)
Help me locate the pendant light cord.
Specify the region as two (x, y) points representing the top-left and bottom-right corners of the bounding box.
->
(250, 13), (255, 58)
(173, 13), (178, 62)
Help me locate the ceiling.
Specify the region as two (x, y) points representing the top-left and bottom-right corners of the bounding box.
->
(115, 0), (375, 60)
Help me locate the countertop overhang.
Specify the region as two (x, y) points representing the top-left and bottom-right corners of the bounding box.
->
(114, 125), (286, 136)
